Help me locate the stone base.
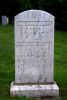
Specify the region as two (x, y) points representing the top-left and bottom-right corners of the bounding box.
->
(10, 81), (59, 97)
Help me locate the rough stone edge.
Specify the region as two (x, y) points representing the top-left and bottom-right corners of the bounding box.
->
(10, 81), (59, 97)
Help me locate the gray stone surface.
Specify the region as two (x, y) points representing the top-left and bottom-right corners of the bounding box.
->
(2, 16), (9, 26)
(15, 10), (54, 83)
(10, 82), (59, 97)
(10, 10), (59, 97)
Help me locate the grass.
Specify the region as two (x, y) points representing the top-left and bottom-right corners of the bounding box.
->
(54, 30), (67, 100)
(55, 31), (67, 87)
(0, 25), (67, 100)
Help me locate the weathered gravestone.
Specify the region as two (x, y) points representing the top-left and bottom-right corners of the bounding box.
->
(2, 16), (9, 26)
(10, 10), (59, 97)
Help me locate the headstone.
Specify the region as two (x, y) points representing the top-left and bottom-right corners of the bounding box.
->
(10, 10), (59, 97)
(2, 16), (9, 26)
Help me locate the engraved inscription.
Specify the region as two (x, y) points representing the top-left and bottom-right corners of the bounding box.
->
(16, 21), (52, 75)
(15, 21), (53, 42)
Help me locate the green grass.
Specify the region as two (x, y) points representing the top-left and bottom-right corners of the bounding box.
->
(0, 25), (67, 100)
(54, 30), (67, 100)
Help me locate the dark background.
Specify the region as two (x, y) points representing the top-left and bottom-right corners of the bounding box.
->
(0, 0), (67, 30)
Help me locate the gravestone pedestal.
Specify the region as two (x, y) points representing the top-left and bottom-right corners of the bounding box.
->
(10, 10), (59, 97)
(10, 81), (59, 97)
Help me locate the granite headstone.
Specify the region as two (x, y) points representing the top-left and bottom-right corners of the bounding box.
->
(10, 10), (59, 97)
(2, 16), (9, 26)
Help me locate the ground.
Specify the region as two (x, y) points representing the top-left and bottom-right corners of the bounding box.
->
(0, 25), (67, 100)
